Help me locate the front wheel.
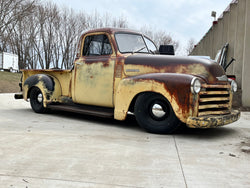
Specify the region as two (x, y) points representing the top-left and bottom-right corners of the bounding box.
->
(29, 87), (48, 113)
(134, 93), (181, 134)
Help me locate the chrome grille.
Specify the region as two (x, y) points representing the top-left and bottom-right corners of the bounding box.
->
(198, 84), (231, 116)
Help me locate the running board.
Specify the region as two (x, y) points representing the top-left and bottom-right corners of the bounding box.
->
(48, 103), (114, 118)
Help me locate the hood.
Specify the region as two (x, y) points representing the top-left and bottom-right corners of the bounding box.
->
(124, 54), (226, 83)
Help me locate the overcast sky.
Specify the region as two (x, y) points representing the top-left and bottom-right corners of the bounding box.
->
(50, 0), (233, 54)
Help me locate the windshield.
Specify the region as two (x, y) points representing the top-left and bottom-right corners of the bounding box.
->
(115, 33), (149, 53)
(144, 37), (157, 54)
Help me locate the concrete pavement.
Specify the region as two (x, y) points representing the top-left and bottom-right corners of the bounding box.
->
(0, 93), (249, 187)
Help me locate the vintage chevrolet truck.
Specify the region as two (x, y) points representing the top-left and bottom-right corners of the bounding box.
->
(15, 28), (240, 134)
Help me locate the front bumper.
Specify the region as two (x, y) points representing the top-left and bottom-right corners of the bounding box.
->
(186, 110), (240, 128)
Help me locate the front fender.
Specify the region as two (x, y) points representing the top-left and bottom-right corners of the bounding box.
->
(23, 74), (62, 107)
(114, 73), (199, 123)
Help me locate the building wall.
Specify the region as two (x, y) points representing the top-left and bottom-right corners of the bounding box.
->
(191, 0), (250, 107)
(242, 0), (250, 106)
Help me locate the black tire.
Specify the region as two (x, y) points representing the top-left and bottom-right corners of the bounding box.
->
(29, 87), (47, 113)
(134, 93), (181, 134)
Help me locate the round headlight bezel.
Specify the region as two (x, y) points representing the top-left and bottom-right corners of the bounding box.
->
(191, 77), (201, 94)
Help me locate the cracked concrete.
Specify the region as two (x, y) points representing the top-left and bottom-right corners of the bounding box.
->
(0, 93), (249, 187)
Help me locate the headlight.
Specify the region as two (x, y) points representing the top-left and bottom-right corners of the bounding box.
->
(231, 80), (237, 92)
(191, 78), (201, 94)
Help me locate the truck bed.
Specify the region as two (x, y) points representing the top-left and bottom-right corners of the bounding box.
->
(22, 69), (72, 97)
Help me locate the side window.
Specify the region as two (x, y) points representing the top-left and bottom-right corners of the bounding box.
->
(82, 34), (112, 56)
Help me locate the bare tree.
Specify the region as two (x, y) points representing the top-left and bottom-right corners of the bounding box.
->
(34, 2), (61, 69)
(142, 26), (179, 51)
(86, 10), (128, 29)
(0, 0), (36, 51)
(58, 8), (87, 69)
(112, 15), (128, 28)
(186, 38), (196, 55)
(2, 0), (38, 69)
(1, 0), (184, 70)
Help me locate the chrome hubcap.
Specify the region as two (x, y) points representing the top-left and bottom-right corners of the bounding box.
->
(152, 104), (166, 118)
(37, 93), (43, 103)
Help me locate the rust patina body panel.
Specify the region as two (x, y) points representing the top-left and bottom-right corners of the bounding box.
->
(124, 54), (225, 83)
(18, 28), (240, 131)
(21, 69), (72, 107)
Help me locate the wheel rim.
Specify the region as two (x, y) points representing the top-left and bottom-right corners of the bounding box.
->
(151, 104), (166, 118)
(149, 100), (169, 121)
(37, 93), (43, 103)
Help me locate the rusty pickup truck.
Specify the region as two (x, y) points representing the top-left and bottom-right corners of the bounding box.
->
(15, 28), (240, 134)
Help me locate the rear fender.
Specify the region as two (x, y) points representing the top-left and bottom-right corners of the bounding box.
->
(23, 74), (62, 107)
(114, 73), (198, 123)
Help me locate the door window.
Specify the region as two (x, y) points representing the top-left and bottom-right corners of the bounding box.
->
(82, 34), (112, 56)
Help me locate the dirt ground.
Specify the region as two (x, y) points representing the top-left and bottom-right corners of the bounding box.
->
(0, 71), (21, 93)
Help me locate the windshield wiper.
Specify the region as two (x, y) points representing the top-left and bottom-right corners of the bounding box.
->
(149, 49), (155, 54)
(132, 46), (146, 54)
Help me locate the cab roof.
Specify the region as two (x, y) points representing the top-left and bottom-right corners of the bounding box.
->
(83, 27), (142, 35)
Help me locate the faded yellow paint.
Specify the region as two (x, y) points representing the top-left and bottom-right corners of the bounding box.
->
(229, 90), (233, 109)
(113, 59), (126, 104)
(114, 79), (153, 120)
(22, 70), (71, 107)
(23, 80), (53, 107)
(22, 84), (30, 100)
(70, 31), (117, 107)
(18, 28), (240, 130)
(72, 58), (115, 107)
(198, 104), (230, 110)
(22, 69), (72, 97)
(124, 63), (208, 77)
(114, 78), (191, 123)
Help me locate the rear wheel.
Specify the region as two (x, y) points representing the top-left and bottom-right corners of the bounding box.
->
(134, 93), (181, 134)
(29, 87), (48, 113)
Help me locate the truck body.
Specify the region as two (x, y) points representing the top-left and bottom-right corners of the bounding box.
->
(15, 28), (240, 134)
(0, 52), (19, 72)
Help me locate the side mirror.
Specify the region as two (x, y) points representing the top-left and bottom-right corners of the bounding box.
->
(159, 45), (175, 55)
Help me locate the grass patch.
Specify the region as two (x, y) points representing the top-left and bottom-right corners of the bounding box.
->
(0, 71), (22, 93)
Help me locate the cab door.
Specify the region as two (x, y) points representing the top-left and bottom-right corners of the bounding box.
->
(72, 33), (116, 107)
